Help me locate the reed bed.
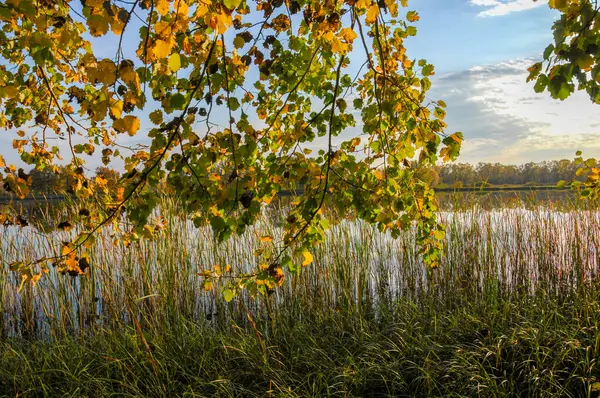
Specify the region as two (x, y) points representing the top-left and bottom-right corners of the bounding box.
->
(1, 195), (599, 397)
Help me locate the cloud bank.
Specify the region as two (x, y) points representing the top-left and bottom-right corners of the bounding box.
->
(470, 0), (545, 17)
(430, 58), (600, 164)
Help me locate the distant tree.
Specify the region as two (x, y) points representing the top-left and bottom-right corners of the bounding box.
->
(29, 168), (60, 194)
(438, 163), (476, 186)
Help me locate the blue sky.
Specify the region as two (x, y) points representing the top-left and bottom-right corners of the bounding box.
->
(405, 0), (556, 73)
(3, 0), (599, 170)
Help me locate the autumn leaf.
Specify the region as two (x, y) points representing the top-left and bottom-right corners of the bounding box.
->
(302, 251), (313, 266)
(168, 53), (181, 72)
(260, 235), (273, 242)
(339, 28), (358, 43)
(366, 5), (379, 24)
(152, 40), (172, 59)
(223, 0), (242, 10)
(406, 11), (419, 22)
(110, 101), (123, 119)
(120, 65), (141, 92)
(87, 15), (109, 36)
(113, 116), (140, 136)
(156, 0), (170, 15)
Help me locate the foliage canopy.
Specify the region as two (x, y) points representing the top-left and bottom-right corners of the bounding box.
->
(0, 0), (461, 295)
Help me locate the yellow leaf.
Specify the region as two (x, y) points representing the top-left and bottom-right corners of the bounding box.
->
(111, 17), (125, 35)
(176, 1), (190, 16)
(260, 235), (273, 242)
(168, 53), (181, 72)
(302, 251), (313, 266)
(356, 0), (370, 10)
(113, 115), (140, 136)
(196, 3), (209, 17)
(340, 28), (358, 43)
(155, 21), (172, 38)
(152, 39), (172, 59)
(366, 5), (379, 24)
(211, 11), (232, 34)
(0, 155), (4, 168)
(156, 0), (170, 15)
(331, 38), (347, 54)
(61, 243), (72, 256)
(30, 272), (42, 288)
(110, 101), (123, 119)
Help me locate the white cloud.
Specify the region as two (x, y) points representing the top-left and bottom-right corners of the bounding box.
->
(430, 57), (600, 164)
(470, 0), (545, 17)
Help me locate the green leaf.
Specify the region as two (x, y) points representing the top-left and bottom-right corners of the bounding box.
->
(534, 75), (549, 93)
(149, 110), (163, 125)
(543, 44), (554, 60)
(170, 93), (186, 110)
(422, 64), (434, 76)
(234, 35), (245, 49)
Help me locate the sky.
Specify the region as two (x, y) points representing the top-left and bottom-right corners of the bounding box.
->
(3, 0), (599, 170)
(404, 0), (600, 164)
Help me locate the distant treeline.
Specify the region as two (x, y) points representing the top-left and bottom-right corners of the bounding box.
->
(433, 159), (591, 187)
(0, 160), (594, 197)
(0, 166), (120, 196)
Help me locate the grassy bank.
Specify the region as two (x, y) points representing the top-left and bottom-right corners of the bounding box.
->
(2, 294), (600, 397)
(1, 197), (600, 396)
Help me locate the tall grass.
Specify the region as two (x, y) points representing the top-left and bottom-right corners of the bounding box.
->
(1, 195), (599, 396)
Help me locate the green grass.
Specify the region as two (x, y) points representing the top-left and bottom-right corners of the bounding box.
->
(1, 196), (600, 397)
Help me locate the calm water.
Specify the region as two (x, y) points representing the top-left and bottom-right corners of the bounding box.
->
(1, 196), (598, 339)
